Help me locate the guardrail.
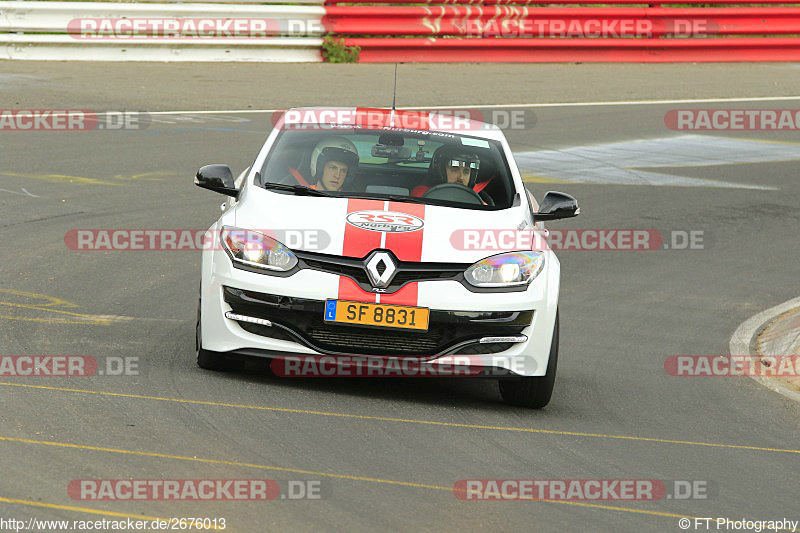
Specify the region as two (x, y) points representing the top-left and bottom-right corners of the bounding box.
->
(328, 0), (800, 62)
(0, 2), (325, 33)
(0, 1), (324, 61)
(0, 34), (323, 61)
(342, 37), (800, 62)
(324, 6), (800, 36)
(324, 0), (800, 4)
(1, 0), (800, 61)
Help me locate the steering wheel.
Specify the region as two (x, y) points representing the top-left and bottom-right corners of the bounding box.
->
(422, 183), (484, 205)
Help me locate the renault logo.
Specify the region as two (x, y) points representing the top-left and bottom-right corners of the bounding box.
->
(365, 251), (397, 289)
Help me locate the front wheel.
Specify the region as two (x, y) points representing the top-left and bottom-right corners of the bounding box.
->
(499, 311), (559, 408)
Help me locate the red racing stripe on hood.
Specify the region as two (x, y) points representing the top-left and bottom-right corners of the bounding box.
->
(384, 202), (425, 262)
(338, 198), (383, 303)
(380, 202), (426, 306)
(337, 199), (427, 306)
(341, 198), (384, 258)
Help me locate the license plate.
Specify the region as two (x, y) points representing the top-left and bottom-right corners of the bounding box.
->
(324, 300), (429, 331)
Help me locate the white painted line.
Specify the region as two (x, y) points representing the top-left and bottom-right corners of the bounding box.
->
(0, 187), (39, 198)
(47, 95), (800, 118)
(418, 95), (800, 110)
(730, 296), (800, 403)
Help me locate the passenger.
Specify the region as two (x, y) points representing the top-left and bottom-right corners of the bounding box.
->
(309, 137), (359, 192)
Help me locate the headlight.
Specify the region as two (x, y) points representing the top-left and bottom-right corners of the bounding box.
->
(464, 251), (545, 288)
(220, 226), (298, 272)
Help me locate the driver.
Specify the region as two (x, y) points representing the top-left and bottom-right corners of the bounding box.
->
(309, 137), (360, 192)
(411, 145), (480, 197)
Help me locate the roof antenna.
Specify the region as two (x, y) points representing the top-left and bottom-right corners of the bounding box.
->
(389, 63), (398, 127)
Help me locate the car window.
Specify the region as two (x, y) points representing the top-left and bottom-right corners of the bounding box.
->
(259, 127), (515, 210)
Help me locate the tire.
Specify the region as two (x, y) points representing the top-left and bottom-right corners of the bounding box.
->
(196, 298), (243, 372)
(499, 311), (559, 408)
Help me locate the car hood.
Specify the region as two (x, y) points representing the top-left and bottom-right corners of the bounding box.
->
(235, 188), (530, 264)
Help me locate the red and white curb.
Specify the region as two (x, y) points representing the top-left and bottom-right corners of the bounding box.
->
(729, 296), (800, 403)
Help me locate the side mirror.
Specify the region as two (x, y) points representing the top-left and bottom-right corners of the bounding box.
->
(195, 164), (238, 198)
(534, 191), (579, 221)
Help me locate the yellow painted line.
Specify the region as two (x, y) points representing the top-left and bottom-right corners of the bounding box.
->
(0, 171), (121, 186)
(0, 303), (117, 323)
(1, 382), (798, 455)
(112, 171), (171, 181)
(0, 288), (78, 308)
(0, 288), (119, 325)
(0, 171), (170, 186)
(522, 174), (570, 184)
(0, 434), (450, 491)
(0, 313), (119, 325)
(0, 496), (218, 530)
(0, 435), (702, 522)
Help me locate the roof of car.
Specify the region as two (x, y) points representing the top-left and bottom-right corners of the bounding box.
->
(277, 107), (505, 142)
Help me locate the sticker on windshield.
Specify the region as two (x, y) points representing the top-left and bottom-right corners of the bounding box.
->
(461, 138), (490, 148)
(346, 210), (424, 233)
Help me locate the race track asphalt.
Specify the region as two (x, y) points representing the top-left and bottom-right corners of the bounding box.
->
(0, 63), (798, 532)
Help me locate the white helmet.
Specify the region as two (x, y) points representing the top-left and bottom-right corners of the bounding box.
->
(310, 136), (359, 180)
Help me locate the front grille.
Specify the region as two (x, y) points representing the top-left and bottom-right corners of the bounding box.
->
(223, 286), (532, 357)
(301, 257), (370, 284)
(307, 328), (440, 354)
(391, 270), (459, 285)
(295, 250), (467, 293)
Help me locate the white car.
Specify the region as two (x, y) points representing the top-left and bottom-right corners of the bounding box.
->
(195, 107), (579, 408)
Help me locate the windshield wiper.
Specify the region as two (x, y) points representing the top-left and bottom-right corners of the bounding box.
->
(262, 182), (334, 197)
(262, 183), (429, 205)
(261, 180), (443, 206)
(357, 194), (430, 205)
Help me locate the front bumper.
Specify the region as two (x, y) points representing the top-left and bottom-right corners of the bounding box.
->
(201, 246), (560, 377)
(222, 286), (531, 357)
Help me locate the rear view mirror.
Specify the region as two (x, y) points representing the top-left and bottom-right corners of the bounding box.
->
(195, 164), (238, 197)
(371, 144), (412, 160)
(534, 191), (579, 221)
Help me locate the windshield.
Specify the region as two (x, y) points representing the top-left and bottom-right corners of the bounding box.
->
(258, 127), (516, 210)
